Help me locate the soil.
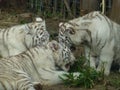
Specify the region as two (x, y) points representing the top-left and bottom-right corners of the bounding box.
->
(0, 10), (120, 90)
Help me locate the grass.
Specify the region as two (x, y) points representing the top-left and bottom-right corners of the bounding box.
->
(60, 56), (104, 88)
(60, 56), (120, 89)
(107, 72), (120, 88)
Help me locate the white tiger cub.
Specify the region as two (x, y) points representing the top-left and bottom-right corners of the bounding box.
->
(59, 11), (120, 75)
(0, 40), (79, 90)
(0, 17), (49, 57)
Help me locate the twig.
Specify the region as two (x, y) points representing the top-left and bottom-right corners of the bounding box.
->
(101, 0), (105, 14)
(63, 0), (74, 18)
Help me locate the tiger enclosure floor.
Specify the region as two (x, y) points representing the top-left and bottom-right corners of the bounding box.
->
(0, 10), (120, 90)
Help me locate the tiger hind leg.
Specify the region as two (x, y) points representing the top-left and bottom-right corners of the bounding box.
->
(15, 71), (37, 90)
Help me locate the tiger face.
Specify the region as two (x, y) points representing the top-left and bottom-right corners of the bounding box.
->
(58, 45), (75, 71)
(48, 40), (75, 71)
(59, 22), (91, 46)
(27, 18), (49, 47)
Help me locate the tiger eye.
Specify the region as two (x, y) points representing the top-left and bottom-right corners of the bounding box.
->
(34, 25), (37, 29)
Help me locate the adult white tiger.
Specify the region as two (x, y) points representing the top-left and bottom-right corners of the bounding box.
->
(59, 11), (120, 75)
(0, 40), (79, 90)
(0, 17), (49, 57)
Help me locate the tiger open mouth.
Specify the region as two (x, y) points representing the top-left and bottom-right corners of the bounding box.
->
(65, 62), (72, 70)
(56, 62), (73, 71)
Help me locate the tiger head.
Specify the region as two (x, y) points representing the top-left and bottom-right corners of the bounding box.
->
(58, 20), (91, 46)
(48, 40), (76, 71)
(26, 17), (49, 47)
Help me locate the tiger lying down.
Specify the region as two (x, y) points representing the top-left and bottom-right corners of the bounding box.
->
(0, 17), (49, 57)
(59, 11), (120, 75)
(0, 40), (79, 90)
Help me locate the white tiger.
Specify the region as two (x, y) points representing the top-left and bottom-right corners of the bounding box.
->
(59, 11), (120, 75)
(0, 40), (79, 90)
(0, 17), (49, 57)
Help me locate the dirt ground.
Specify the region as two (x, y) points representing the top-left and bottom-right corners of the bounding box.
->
(0, 10), (120, 90)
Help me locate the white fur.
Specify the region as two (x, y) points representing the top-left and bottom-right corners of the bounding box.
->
(36, 17), (43, 22)
(60, 11), (120, 75)
(0, 19), (49, 57)
(0, 40), (79, 89)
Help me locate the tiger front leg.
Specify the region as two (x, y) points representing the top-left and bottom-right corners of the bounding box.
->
(89, 55), (97, 69)
(97, 42), (114, 76)
(16, 71), (37, 90)
(39, 69), (80, 85)
(84, 46), (96, 69)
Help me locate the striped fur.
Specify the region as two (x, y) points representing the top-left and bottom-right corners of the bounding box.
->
(58, 23), (72, 48)
(59, 11), (120, 75)
(0, 40), (78, 90)
(0, 18), (49, 57)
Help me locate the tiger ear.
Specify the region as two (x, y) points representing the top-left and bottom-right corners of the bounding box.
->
(59, 22), (65, 34)
(35, 17), (43, 22)
(59, 22), (64, 27)
(48, 40), (59, 52)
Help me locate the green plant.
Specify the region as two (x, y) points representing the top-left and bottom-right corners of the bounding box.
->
(69, 56), (87, 72)
(60, 56), (104, 88)
(43, 11), (53, 18)
(107, 72), (120, 88)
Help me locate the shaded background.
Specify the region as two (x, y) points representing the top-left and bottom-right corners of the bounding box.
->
(0, 0), (120, 24)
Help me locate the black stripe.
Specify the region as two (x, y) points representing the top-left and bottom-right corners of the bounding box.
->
(23, 36), (29, 50)
(101, 14), (112, 29)
(32, 36), (35, 47)
(33, 47), (39, 55)
(24, 50), (42, 80)
(0, 81), (7, 90)
(67, 22), (79, 27)
(96, 30), (98, 43)
(96, 14), (102, 20)
(100, 40), (107, 50)
(21, 79), (32, 90)
(2, 28), (9, 56)
(86, 29), (92, 45)
(7, 80), (14, 90)
(27, 49), (35, 58)
(97, 38), (102, 47)
(4, 29), (10, 55)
